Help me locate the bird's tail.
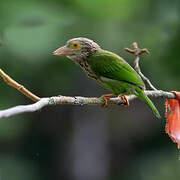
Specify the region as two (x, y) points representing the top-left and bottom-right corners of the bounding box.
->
(135, 87), (161, 119)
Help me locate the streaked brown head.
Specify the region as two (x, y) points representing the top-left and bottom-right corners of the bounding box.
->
(53, 37), (100, 61)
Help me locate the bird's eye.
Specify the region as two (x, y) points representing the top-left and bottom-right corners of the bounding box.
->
(71, 42), (81, 49)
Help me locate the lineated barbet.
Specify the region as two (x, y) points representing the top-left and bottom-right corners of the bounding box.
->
(53, 37), (160, 118)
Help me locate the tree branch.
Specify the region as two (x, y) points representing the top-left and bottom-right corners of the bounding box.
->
(125, 42), (157, 90)
(0, 90), (175, 119)
(0, 69), (40, 102)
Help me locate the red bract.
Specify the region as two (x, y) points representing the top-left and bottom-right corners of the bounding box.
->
(165, 91), (180, 149)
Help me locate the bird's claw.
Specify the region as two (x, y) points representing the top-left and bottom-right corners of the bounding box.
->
(118, 95), (129, 106)
(101, 97), (109, 107)
(100, 94), (115, 107)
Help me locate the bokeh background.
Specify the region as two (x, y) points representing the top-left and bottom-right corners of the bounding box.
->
(0, 0), (180, 179)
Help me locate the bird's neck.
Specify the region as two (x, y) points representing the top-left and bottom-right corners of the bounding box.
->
(68, 48), (99, 63)
(67, 50), (100, 80)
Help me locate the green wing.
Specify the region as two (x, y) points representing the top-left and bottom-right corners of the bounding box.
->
(87, 49), (145, 88)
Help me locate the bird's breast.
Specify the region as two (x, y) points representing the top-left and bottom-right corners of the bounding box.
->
(78, 60), (98, 80)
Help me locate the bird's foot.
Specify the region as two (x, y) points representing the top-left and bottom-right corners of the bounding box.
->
(118, 95), (129, 106)
(100, 94), (115, 107)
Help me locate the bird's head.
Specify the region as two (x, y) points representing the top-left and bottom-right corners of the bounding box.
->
(53, 37), (100, 61)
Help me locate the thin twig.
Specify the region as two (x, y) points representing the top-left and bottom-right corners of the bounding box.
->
(125, 42), (157, 90)
(0, 90), (175, 119)
(0, 69), (40, 102)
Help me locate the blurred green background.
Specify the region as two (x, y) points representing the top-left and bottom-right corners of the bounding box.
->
(0, 0), (180, 179)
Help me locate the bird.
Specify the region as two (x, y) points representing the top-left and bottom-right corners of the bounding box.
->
(53, 37), (161, 118)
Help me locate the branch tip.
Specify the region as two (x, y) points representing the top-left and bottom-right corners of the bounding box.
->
(125, 42), (149, 56)
(125, 42), (156, 90)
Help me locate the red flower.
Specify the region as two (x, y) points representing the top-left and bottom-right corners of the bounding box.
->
(165, 91), (180, 149)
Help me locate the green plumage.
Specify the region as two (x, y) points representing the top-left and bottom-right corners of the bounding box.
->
(87, 49), (161, 118)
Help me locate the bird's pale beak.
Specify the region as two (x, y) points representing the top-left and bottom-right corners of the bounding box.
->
(53, 46), (70, 56)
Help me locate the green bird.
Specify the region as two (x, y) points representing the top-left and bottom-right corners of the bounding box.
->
(53, 37), (160, 118)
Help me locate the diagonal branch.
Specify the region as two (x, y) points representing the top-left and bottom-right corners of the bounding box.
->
(0, 90), (175, 119)
(0, 69), (40, 102)
(125, 42), (157, 90)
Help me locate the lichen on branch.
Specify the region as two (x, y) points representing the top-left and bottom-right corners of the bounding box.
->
(0, 91), (176, 119)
